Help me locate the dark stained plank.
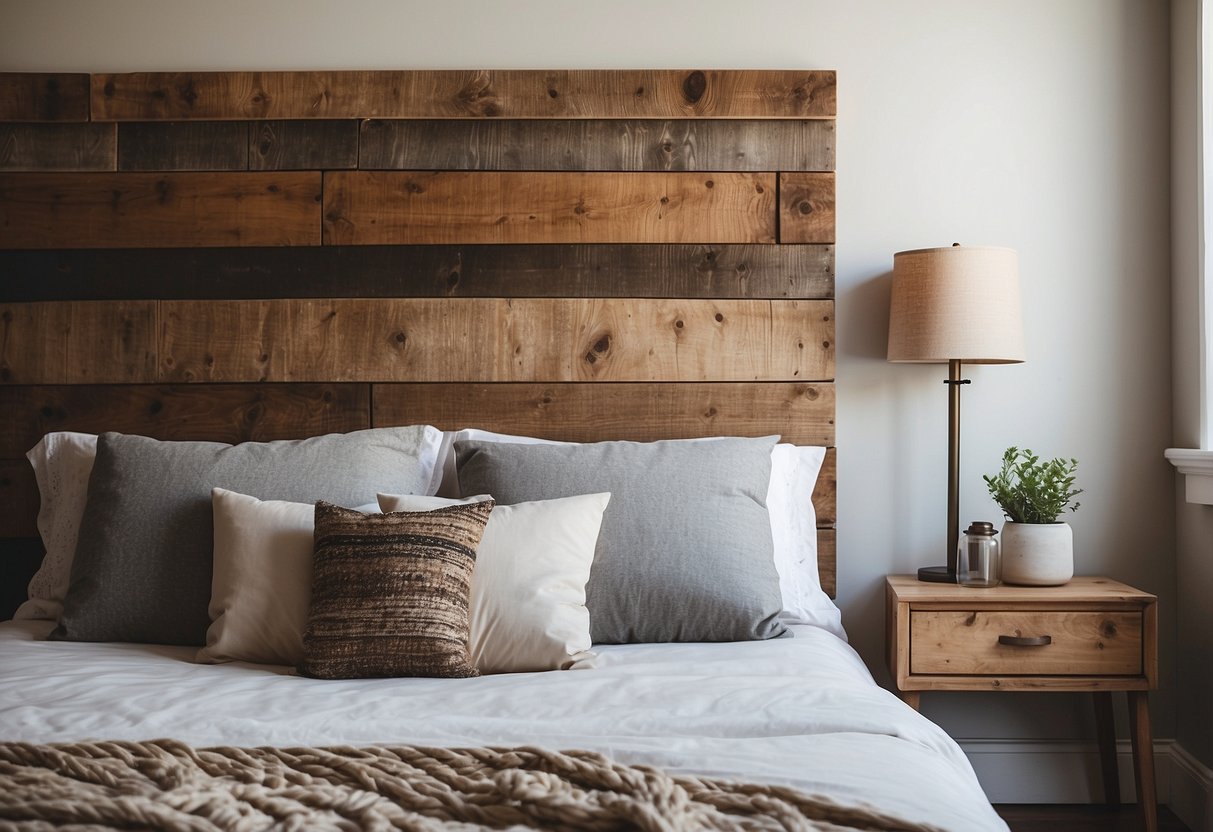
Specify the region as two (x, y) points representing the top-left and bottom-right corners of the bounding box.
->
(249, 120), (358, 170)
(0, 123), (116, 171)
(92, 70), (837, 121)
(995, 804), (1191, 832)
(0, 461), (38, 538)
(372, 381), (836, 446)
(117, 122), (247, 171)
(0, 383), (371, 457)
(159, 298), (834, 383)
(0, 301), (157, 384)
(323, 171), (776, 245)
(0, 172), (323, 249)
(779, 172), (835, 244)
(0, 244), (833, 301)
(0, 74), (90, 122)
(359, 119), (835, 172)
(0, 539), (44, 618)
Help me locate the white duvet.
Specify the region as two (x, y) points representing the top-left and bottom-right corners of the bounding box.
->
(0, 620), (1006, 831)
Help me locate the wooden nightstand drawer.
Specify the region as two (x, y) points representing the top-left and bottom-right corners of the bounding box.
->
(910, 610), (1143, 676)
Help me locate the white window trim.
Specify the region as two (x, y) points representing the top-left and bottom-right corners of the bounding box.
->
(1166, 0), (1213, 504)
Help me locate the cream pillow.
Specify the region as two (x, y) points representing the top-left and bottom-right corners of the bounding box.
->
(197, 488), (378, 666)
(377, 492), (610, 673)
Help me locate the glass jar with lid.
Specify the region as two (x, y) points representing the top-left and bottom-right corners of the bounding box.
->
(957, 521), (1001, 587)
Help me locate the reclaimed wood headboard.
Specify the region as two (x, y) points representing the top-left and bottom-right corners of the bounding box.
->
(0, 69), (838, 612)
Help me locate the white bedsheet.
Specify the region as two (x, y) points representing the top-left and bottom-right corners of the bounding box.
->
(0, 620), (1006, 831)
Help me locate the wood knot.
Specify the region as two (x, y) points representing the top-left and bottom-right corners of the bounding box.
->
(147, 400), (163, 415)
(204, 354), (215, 367)
(573, 201), (588, 216)
(584, 333), (611, 365)
(242, 403), (263, 426)
(682, 70), (707, 104)
(797, 200), (814, 215)
(155, 180), (171, 205)
(322, 390), (333, 402)
(482, 103), (500, 117)
(660, 196), (670, 205)
(547, 87), (559, 98)
(822, 340), (831, 349)
(103, 80), (116, 97)
(755, 185), (764, 194)
(714, 313), (724, 323)
(634, 86), (645, 97)
(179, 79), (199, 107)
(963, 613), (978, 626)
(704, 179), (715, 189)
(802, 387), (820, 401)
(405, 181), (425, 195)
(1101, 621), (1118, 637)
(393, 331), (407, 346)
(446, 271), (460, 291)
(151, 88), (167, 101)
(266, 184), (279, 194)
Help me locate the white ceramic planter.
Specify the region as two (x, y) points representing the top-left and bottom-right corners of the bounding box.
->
(999, 522), (1074, 586)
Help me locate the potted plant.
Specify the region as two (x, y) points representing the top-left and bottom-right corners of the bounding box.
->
(983, 447), (1083, 585)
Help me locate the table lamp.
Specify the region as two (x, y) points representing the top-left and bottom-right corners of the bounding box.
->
(887, 244), (1026, 582)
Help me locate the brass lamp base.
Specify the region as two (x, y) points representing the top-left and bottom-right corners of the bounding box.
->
(917, 565), (956, 583)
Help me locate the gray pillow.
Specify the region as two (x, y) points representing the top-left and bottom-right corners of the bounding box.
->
(455, 436), (784, 644)
(52, 426), (441, 646)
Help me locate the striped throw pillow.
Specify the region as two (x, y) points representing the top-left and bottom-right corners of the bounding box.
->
(298, 500), (492, 679)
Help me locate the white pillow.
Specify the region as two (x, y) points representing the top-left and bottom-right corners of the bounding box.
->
(196, 488), (380, 666)
(14, 432), (98, 622)
(377, 492), (610, 673)
(435, 429), (844, 639)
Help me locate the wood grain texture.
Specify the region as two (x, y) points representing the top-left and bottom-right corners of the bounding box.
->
(249, 120), (358, 170)
(0, 74), (90, 122)
(0, 301), (156, 384)
(371, 381), (836, 445)
(117, 122), (247, 170)
(359, 118), (835, 172)
(0, 172), (323, 249)
(159, 298), (833, 383)
(0, 384), (371, 457)
(818, 530), (836, 599)
(92, 70), (837, 121)
(0, 123), (116, 171)
(323, 171), (776, 245)
(0, 461), (38, 538)
(909, 611), (1143, 676)
(779, 172), (835, 244)
(0, 244), (833, 301)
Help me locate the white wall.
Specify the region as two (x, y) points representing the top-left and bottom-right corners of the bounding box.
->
(0, 0), (1177, 798)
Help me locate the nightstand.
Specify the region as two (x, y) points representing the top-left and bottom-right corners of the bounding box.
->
(885, 575), (1159, 831)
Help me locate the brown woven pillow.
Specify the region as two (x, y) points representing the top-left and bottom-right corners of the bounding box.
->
(298, 500), (493, 680)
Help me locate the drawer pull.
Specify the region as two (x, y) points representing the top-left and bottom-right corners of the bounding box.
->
(998, 634), (1052, 647)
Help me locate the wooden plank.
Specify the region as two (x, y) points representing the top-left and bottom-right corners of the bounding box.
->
(0, 539), (45, 619)
(0, 74), (90, 122)
(0, 244), (833, 302)
(0, 383), (371, 457)
(779, 172), (835, 244)
(816, 447), (837, 525)
(160, 298), (833, 383)
(249, 120), (358, 170)
(0, 124), (116, 171)
(0, 172), (323, 249)
(371, 381), (836, 446)
(819, 529), (836, 599)
(0, 301), (157, 384)
(324, 171), (776, 245)
(117, 122), (247, 170)
(92, 70), (837, 121)
(0, 461), (38, 538)
(359, 119), (835, 172)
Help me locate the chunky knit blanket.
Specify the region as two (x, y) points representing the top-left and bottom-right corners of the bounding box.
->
(0, 739), (942, 831)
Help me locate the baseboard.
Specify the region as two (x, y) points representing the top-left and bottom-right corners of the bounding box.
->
(958, 736), (1212, 826)
(1168, 743), (1213, 832)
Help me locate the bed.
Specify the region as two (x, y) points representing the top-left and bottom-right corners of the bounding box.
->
(0, 68), (1006, 830)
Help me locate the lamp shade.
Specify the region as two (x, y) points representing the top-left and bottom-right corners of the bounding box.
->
(887, 245), (1026, 364)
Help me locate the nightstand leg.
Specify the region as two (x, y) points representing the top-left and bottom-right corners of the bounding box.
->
(1093, 692), (1120, 805)
(1127, 691), (1157, 832)
(899, 691), (920, 711)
